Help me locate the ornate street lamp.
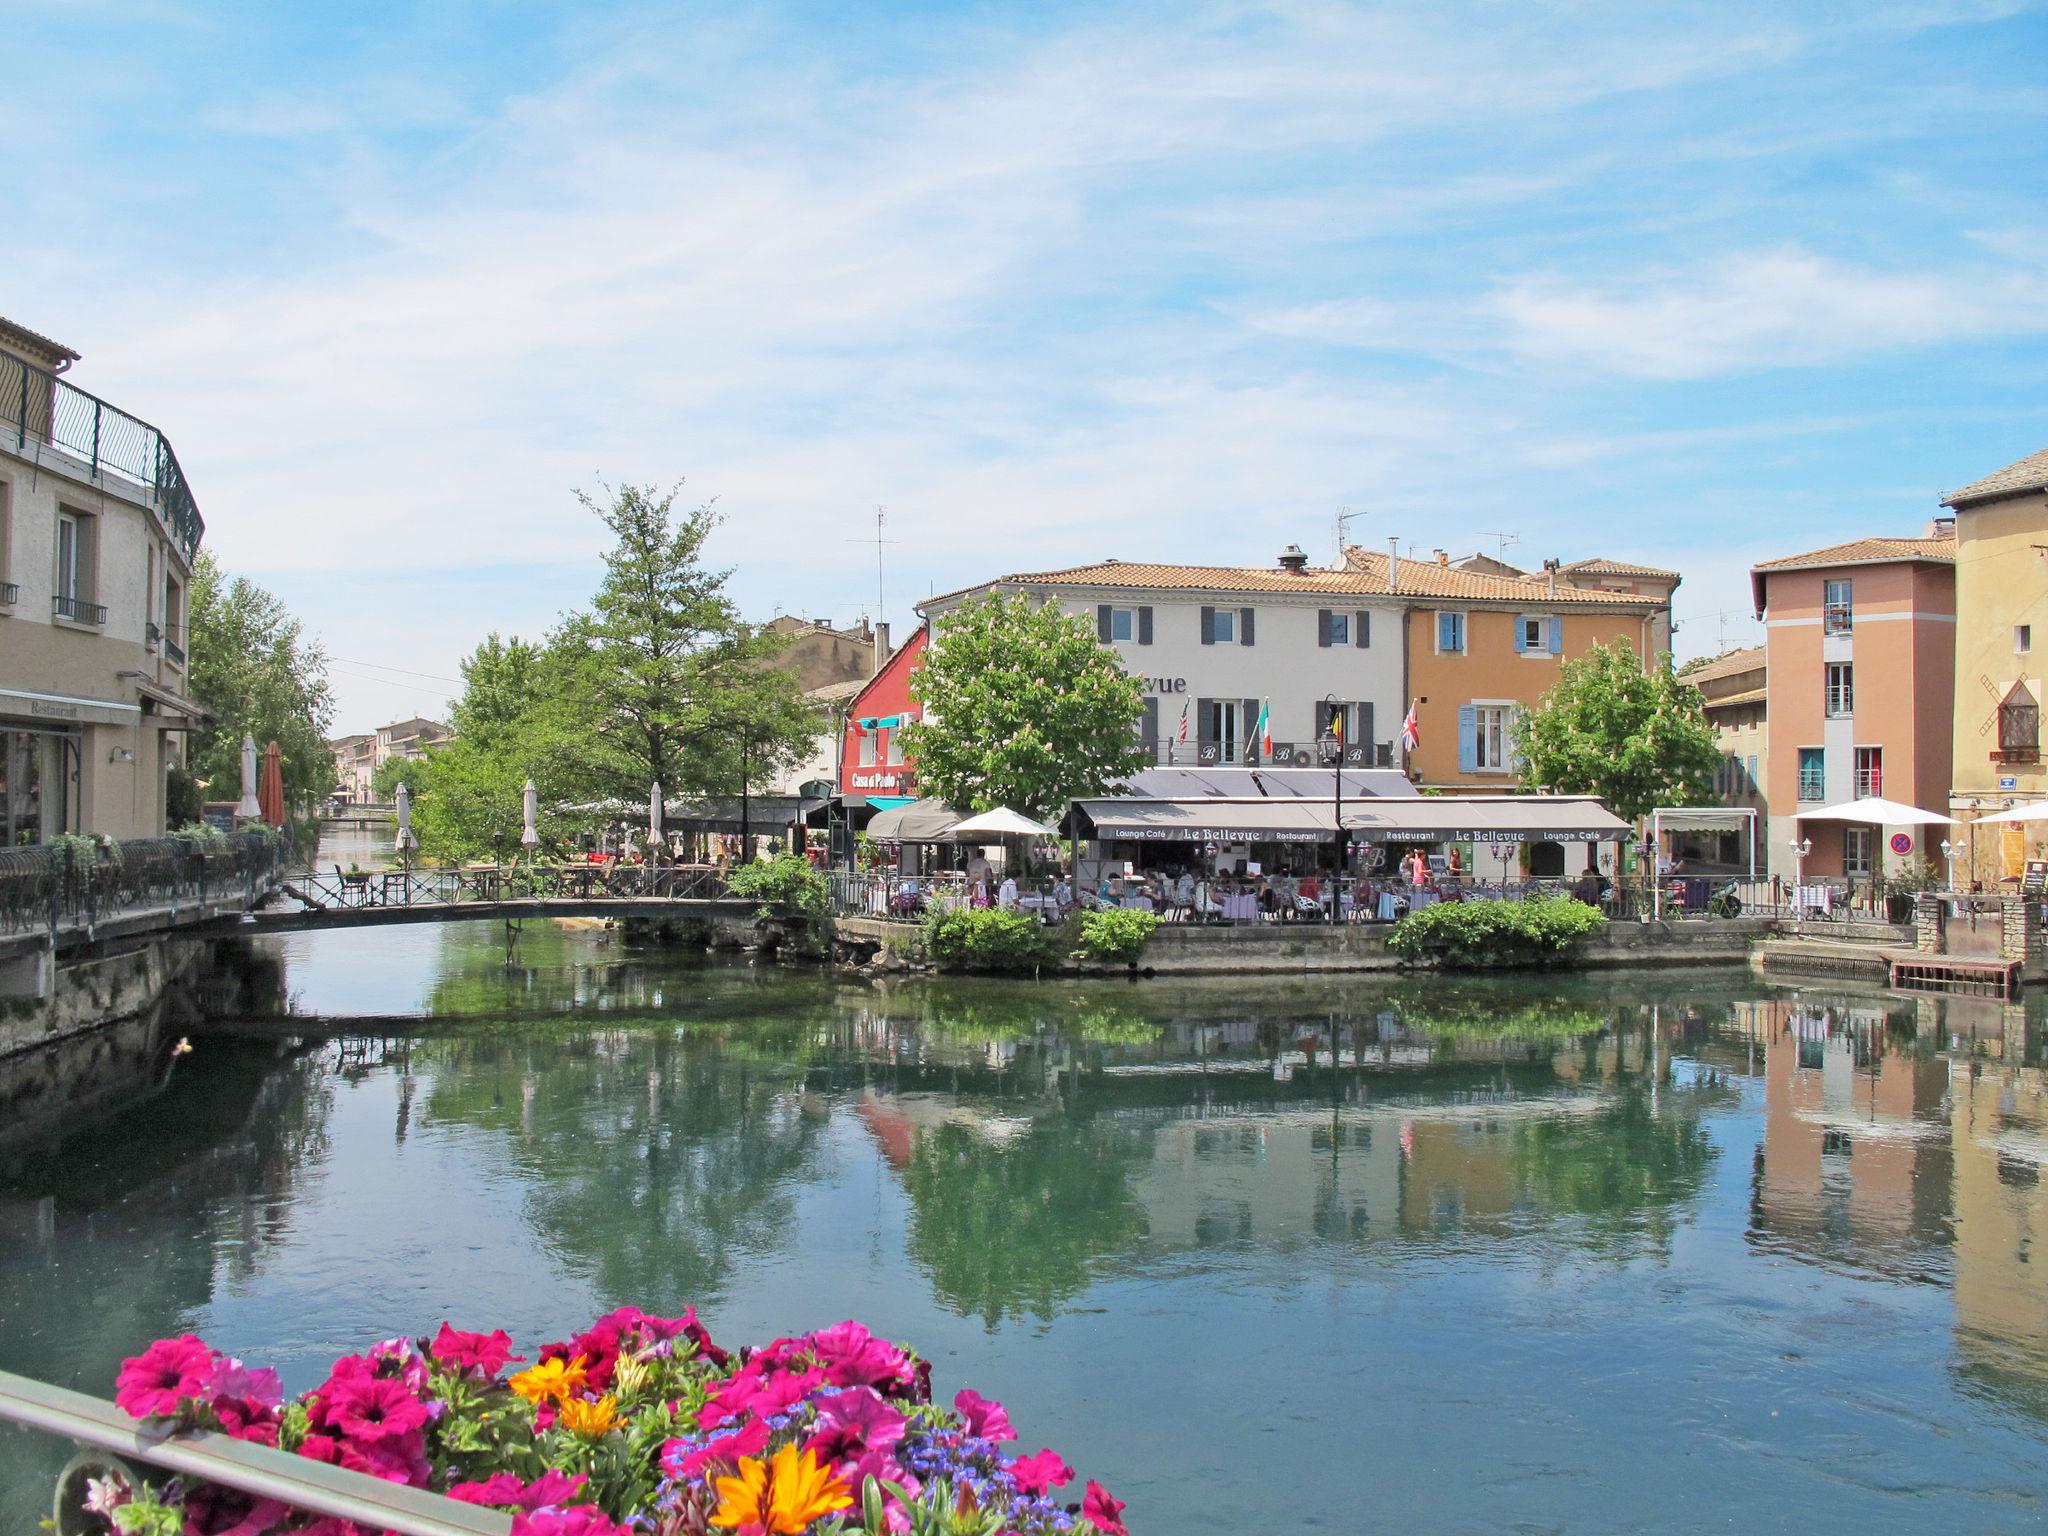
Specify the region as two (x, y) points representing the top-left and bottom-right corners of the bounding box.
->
(1320, 695), (1343, 925)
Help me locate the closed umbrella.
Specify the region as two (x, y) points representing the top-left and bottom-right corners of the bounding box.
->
(521, 779), (540, 848)
(236, 735), (261, 820)
(394, 781), (418, 854)
(258, 741), (286, 828)
(650, 780), (664, 842)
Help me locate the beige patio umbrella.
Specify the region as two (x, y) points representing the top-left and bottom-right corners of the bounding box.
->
(394, 781), (418, 854)
(520, 778), (540, 848)
(235, 734), (261, 820)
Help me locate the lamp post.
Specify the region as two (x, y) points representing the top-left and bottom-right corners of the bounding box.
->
(1789, 836), (1812, 916)
(1320, 695), (1343, 925)
(1940, 838), (1962, 893)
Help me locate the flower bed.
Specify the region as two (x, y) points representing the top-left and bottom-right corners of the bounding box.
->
(97, 1310), (1128, 1536)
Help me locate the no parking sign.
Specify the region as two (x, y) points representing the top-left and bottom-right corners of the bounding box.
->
(1890, 832), (1913, 855)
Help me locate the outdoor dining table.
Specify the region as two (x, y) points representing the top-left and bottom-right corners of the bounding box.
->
(1221, 892), (1260, 923)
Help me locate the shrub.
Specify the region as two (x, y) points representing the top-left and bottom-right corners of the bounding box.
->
(924, 906), (1059, 973)
(726, 853), (829, 927)
(1074, 906), (1160, 965)
(1386, 894), (1605, 970)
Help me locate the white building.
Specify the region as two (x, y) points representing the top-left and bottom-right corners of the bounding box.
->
(922, 546), (1405, 766)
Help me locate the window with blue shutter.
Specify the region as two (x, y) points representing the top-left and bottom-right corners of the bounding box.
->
(1458, 705), (1479, 772)
(1438, 611), (1464, 653)
(1547, 617), (1563, 654)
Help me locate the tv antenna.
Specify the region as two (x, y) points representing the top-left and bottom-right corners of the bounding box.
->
(1477, 531), (1520, 563)
(1334, 506), (1367, 563)
(846, 506), (897, 626)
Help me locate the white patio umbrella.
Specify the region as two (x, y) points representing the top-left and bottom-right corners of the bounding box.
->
(649, 780), (664, 841)
(1793, 796), (1958, 826)
(394, 781), (418, 853)
(520, 778), (540, 848)
(235, 734), (261, 820)
(1970, 801), (2048, 824)
(946, 807), (1060, 840)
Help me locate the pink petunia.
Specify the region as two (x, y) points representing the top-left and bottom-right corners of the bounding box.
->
(209, 1395), (281, 1447)
(321, 1373), (430, 1443)
(662, 1418), (771, 1479)
(180, 1487), (290, 1536)
(337, 1431), (430, 1487)
(809, 1320), (911, 1390)
(1082, 1480), (1128, 1536)
(954, 1388), (1016, 1443)
(430, 1323), (523, 1377)
(509, 1507), (632, 1536)
(206, 1358), (284, 1409)
(1008, 1448), (1074, 1496)
(115, 1335), (216, 1419)
(806, 1386), (909, 1465)
(451, 1472), (588, 1512)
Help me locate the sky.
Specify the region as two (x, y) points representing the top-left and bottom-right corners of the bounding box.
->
(8, 0), (2047, 730)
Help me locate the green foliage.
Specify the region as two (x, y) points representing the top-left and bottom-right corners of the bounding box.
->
(726, 853), (828, 927)
(1387, 895), (1605, 969)
(923, 905), (1060, 973)
(184, 552), (336, 809)
(903, 593), (1150, 820)
(1073, 906), (1160, 964)
(1510, 640), (1720, 822)
(165, 761), (203, 826)
(372, 753), (426, 798)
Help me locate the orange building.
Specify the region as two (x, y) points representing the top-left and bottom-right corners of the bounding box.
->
(1337, 547), (1678, 793)
(1750, 532), (1956, 881)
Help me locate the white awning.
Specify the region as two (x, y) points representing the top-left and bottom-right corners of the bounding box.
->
(1074, 798), (1337, 843)
(1794, 796), (1957, 826)
(1339, 796), (1631, 844)
(1970, 801), (2048, 825)
(1652, 806), (1756, 833)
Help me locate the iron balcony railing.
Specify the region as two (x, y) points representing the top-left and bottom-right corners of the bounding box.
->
(1136, 738), (1397, 768)
(0, 830), (286, 943)
(0, 579), (17, 605)
(1823, 601), (1853, 635)
(165, 630), (186, 665)
(52, 592), (107, 626)
(2, 352), (204, 562)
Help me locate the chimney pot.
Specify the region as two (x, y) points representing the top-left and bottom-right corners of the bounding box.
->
(1387, 537), (1400, 593)
(1278, 544), (1309, 572)
(872, 622), (891, 676)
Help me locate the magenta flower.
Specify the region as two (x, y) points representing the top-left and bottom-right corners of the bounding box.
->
(179, 1486), (289, 1536)
(322, 1373), (430, 1443)
(809, 1320), (911, 1389)
(115, 1335), (217, 1418)
(206, 1357), (284, 1408)
(662, 1418), (771, 1479)
(954, 1387), (1016, 1443)
(452, 1472), (588, 1511)
(806, 1386), (909, 1464)
(337, 1431), (430, 1487)
(1009, 1448), (1074, 1496)
(509, 1507), (632, 1536)
(430, 1323), (522, 1377)
(1082, 1480), (1128, 1536)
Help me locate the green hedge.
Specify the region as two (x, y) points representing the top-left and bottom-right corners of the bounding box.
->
(726, 853), (829, 927)
(1073, 906), (1160, 965)
(923, 907), (1060, 974)
(1386, 894), (1605, 970)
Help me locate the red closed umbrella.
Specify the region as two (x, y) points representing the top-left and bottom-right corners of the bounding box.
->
(258, 740), (286, 828)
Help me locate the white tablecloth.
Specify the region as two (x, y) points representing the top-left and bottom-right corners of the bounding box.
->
(1120, 895), (1155, 911)
(1221, 893), (1260, 922)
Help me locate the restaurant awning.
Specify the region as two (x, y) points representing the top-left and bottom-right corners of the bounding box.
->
(662, 795), (808, 832)
(867, 800), (963, 842)
(1338, 797), (1630, 844)
(1073, 798), (1337, 843)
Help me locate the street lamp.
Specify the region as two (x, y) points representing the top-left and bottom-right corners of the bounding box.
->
(1320, 695), (1343, 925)
(1789, 837), (1812, 915)
(1940, 838), (1963, 893)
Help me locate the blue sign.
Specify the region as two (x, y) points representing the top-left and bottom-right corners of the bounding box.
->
(2000, 776), (2019, 790)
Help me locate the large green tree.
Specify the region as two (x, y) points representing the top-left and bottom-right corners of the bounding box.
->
(184, 552), (336, 811)
(1511, 640), (1719, 821)
(901, 593), (1150, 819)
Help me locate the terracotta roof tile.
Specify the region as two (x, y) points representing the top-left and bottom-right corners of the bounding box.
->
(1682, 645), (1765, 685)
(1752, 535), (1955, 573)
(1944, 446), (2048, 508)
(1562, 557), (1681, 580)
(1703, 686), (1767, 708)
(0, 316), (80, 363)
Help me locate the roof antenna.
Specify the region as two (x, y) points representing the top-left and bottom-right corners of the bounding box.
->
(1334, 507), (1366, 564)
(1477, 531), (1520, 563)
(845, 506), (897, 629)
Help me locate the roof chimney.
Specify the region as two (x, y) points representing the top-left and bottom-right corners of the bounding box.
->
(872, 622), (891, 676)
(1433, 548), (1448, 566)
(1929, 514), (1955, 538)
(1278, 543), (1309, 572)
(1543, 557), (1559, 596)
(1387, 537), (1400, 593)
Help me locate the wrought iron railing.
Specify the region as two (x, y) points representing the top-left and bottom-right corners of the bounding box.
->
(2, 353), (204, 561)
(1136, 738), (1396, 768)
(280, 860), (730, 911)
(0, 830), (285, 942)
(164, 630), (185, 665)
(52, 593), (107, 625)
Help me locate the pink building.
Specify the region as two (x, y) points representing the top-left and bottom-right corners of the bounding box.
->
(1751, 530), (1956, 881)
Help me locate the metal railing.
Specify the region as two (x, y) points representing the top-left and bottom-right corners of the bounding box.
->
(281, 860), (730, 912)
(0, 831), (286, 942)
(2, 353), (204, 561)
(0, 1368), (510, 1536)
(1136, 737), (1397, 768)
(52, 592), (107, 625)
(164, 631), (185, 665)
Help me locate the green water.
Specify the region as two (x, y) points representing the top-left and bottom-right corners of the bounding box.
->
(3, 921), (2047, 1533)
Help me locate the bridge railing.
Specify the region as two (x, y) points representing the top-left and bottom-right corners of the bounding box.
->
(0, 831), (286, 943)
(281, 860), (730, 911)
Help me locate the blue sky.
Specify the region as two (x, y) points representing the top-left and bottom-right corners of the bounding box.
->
(8, 0), (2047, 728)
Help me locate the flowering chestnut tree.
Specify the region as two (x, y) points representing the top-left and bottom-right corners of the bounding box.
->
(901, 594), (1150, 821)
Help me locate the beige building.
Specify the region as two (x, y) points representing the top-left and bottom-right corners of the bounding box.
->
(328, 716), (450, 802)
(760, 615), (879, 694)
(0, 317), (209, 843)
(1943, 446), (2048, 884)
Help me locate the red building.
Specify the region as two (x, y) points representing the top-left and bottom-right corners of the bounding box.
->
(835, 624), (927, 803)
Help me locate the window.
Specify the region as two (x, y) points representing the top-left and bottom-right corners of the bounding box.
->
(1824, 578), (1853, 634)
(1999, 683), (2039, 762)
(1798, 748), (1825, 801)
(1824, 662), (1853, 717)
(1201, 699), (1241, 763)
(1520, 616), (1544, 651)
(857, 728), (878, 768)
(164, 575), (186, 665)
(1096, 604), (1151, 645)
(1322, 611), (1349, 647)
(1474, 704), (1514, 771)
(2017, 625), (2032, 655)
(1854, 745), (1882, 799)
(1110, 608), (1134, 642)
(1, 727), (81, 844)
(1436, 611), (1465, 654)
(53, 509), (99, 622)
(1515, 615), (1560, 655)
(1747, 755), (1758, 794)
(1844, 826), (1874, 878)
(885, 728), (905, 766)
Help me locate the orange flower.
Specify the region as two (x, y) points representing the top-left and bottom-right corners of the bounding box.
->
(710, 1444), (854, 1535)
(509, 1354), (589, 1407)
(556, 1393), (619, 1437)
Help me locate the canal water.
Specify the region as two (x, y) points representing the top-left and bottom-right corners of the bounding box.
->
(2, 921), (2046, 1533)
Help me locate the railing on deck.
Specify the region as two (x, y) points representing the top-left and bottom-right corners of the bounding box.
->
(1133, 738), (1397, 768)
(2, 353), (204, 561)
(280, 860), (730, 911)
(0, 1369), (510, 1536)
(0, 831), (285, 943)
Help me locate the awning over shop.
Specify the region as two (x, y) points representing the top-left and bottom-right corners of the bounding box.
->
(1119, 767), (1418, 801)
(1339, 796), (1630, 844)
(1649, 807), (1755, 833)
(867, 800), (963, 842)
(131, 678), (213, 729)
(1072, 798), (1341, 843)
(662, 795), (808, 832)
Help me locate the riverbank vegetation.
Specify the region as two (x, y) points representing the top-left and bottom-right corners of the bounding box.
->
(1387, 894), (1606, 969)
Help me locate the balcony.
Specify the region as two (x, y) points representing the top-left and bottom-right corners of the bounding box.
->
(1854, 770), (1883, 798)
(52, 592), (107, 626)
(165, 631), (186, 666)
(2, 353), (203, 561)
(1823, 602), (1852, 636)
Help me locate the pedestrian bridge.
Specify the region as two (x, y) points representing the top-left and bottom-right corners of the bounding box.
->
(258, 863), (752, 932)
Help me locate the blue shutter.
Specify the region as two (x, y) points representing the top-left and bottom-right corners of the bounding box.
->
(1548, 617), (1563, 654)
(1437, 612), (1455, 652)
(1514, 616), (1529, 654)
(1507, 707), (1526, 774)
(1457, 706), (1478, 772)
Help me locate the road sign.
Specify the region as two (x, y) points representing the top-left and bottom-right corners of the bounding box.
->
(2000, 776), (2019, 790)
(1890, 832), (1914, 855)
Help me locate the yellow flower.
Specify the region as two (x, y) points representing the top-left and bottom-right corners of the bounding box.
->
(509, 1354), (589, 1407)
(711, 1444), (854, 1535)
(556, 1394), (619, 1438)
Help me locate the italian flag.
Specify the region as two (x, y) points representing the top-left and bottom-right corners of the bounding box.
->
(1253, 699), (1271, 758)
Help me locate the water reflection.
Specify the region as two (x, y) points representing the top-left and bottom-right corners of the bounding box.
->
(5, 939), (2048, 1532)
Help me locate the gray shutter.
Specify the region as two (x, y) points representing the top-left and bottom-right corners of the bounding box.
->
(1138, 606), (1153, 645)
(1240, 607), (1255, 646)
(1200, 606), (1215, 645)
(1196, 699), (1215, 743)
(1317, 609), (1332, 648)
(1355, 610), (1370, 648)
(1097, 604), (1113, 642)
(1358, 702), (1374, 752)
(1141, 697), (1159, 754)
